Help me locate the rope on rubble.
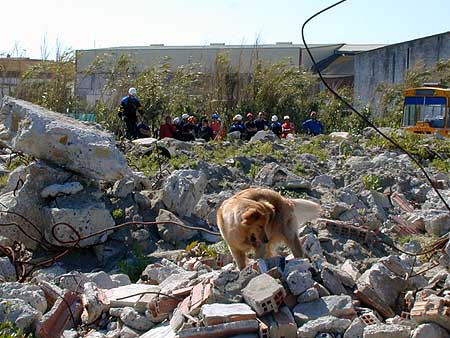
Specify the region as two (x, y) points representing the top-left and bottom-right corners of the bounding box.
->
(0, 218), (223, 282)
(301, 0), (450, 214)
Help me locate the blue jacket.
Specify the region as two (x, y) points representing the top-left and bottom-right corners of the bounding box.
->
(302, 119), (324, 135)
(229, 122), (246, 134)
(270, 121), (282, 137)
(119, 96), (142, 121)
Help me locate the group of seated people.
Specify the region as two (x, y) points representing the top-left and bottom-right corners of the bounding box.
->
(158, 111), (324, 141)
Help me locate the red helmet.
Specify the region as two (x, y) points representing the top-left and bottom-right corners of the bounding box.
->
(247, 112), (254, 119)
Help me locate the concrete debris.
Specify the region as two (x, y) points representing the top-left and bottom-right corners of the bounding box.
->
(178, 319), (259, 338)
(0, 298), (41, 331)
(162, 169), (207, 217)
(296, 315), (352, 338)
(0, 96), (131, 181)
(293, 295), (356, 325)
(0, 100), (448, 338)
(200, 303), (256, 325)
(37, 291), (83, 338)
(362, 323), (411, 338)
(412, 323), (450, 338)
(41, 181), (84, 198)
(242, 273), (286, 316)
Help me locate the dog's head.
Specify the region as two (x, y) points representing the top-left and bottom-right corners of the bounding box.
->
(241, 201), (275, 248)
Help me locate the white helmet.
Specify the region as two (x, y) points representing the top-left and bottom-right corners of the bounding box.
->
(182, 113), (189, 119)
(173, 117), (180, 124)
(128, 87), (137, 96)
(234, 114), (243, 121)
(283, 115), (290, 120)
(271, 115), (278, 122)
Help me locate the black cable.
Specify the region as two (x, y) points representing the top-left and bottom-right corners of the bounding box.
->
(301, 0), (450, 213)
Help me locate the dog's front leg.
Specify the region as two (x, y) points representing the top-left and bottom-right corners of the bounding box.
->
(228, 245), (247, 270)
(285, 235), (304, 258)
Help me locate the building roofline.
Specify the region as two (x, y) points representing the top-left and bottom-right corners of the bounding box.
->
(356, 31), (450, 55)
(76, 43), (347, 53)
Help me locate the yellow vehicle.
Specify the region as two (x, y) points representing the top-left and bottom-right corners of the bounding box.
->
(402, 84), (450, 137)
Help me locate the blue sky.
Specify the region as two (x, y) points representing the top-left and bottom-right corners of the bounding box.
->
(1, 0), (449, 59)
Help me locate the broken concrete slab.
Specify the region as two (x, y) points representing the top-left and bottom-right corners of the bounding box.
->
(41, 182), (83, 198)
(104, 284), (161, 310)
(0, 96), (131, 181)
(412, 323), (450, 338)
(0, 298), (41, 332)
(156, 209), (197, 244)
(286, 270), (314, 296)
(260, 305), (297, 338)
(293, 295), (356, 325)
(139, 323), (177, 338)
(363, 324), (411, 338)
(43, 195), (115, 248)
(81, 282), (107, 325)
(296, 315), (352, 338)
(242, 273), (286, 316)
(200, 303), (256, 326)
(162, 169), (207, 217)
(297, 287), (320, 303)
(178, 319), (259, 338)
(120, 307), (154, 331)
(0, 281), (47, 314)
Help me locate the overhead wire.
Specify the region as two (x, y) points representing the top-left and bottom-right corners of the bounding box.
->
(300, 0), (450, 213)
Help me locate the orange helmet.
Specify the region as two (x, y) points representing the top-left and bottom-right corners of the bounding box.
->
(247, 112), (254, 119)
(188, 116), (196, 124)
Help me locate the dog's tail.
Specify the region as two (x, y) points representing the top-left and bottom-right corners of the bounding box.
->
(290, 199), (322, 225)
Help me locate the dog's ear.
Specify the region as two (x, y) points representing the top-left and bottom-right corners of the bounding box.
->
(241, 208), (263, 226)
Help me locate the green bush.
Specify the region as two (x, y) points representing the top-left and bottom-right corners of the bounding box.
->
(363, 174), (383, 192)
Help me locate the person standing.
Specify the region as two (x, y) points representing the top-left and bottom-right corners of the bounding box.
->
(119, 87), (143, 140)
(255, 111), (269, 131)
(281, 115), (296, 138)
(302, 111), (325, 136)
(270, 115), (282, 138)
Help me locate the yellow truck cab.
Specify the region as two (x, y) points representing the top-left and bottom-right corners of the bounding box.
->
(402, 84), (450, 137)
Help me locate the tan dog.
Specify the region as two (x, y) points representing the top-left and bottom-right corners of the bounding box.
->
(217, 187), (321, 270)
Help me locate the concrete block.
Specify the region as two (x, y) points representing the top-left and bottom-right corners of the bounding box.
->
(293, 295), (356, 326)
(297, 315), (352, 338)
(200, 303), (256, 326)
(178, 319), (259, 338)
(139, 323), (177, 338)
(286, 270), (314, 296)
(260, 306), (297, 338)
(242, 274), (286, 316)
(284, 258), (311, 278)
(297, 287), (319, 303)
(363, 324), (411, 338)
(104, 284), (160, 312)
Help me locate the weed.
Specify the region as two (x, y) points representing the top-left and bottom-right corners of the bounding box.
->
(169, 154), (197, 169)
(430, 158), (450, 173)
(247, 163), (262, 179)
(0, 175), (8, 190)
(363, 174), (383, 192)
(293, 162), (306, 176)
(276, 187), (308, 199)
(296, 142), (329, 162)
(118, 245), (150, 282)
(112, 208), (124, 220)
(185, 241), (218, 258)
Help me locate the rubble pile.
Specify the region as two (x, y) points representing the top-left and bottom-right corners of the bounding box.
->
(0, 97), (448, 337)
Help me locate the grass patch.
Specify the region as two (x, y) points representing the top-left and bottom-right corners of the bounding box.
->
(0, 318), (34, 338)
(363, 174), (383, 191)
(118, 245), (150, 282)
